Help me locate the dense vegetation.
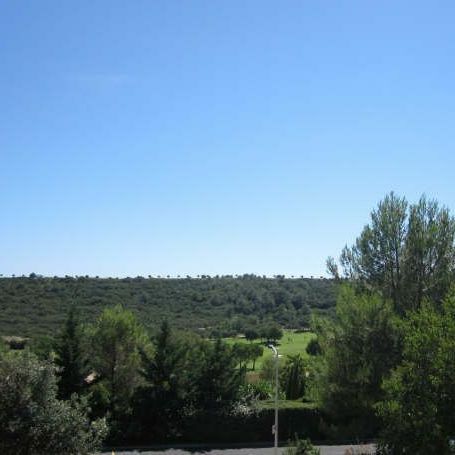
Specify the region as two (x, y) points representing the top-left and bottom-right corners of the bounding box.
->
(3, 192), (455, 453)
(0, 303), (318, 450)
(0, 349), (107, 454)
(0, 274), (335, 337)
(318, 193), (455, 452)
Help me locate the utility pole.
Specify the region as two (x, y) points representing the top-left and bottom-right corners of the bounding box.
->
(269, 344), (279, 455)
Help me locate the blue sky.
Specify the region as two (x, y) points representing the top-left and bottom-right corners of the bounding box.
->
(2, 1), (455, 277)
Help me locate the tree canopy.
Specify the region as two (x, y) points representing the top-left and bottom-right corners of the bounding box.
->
(88, 305), (149, 420)
(0, 350), (107, 455)
(55, 307), (87, 399)
(377, 290), (455, 454)
(331, 192), (455, 314)
(315, 285), (401, 437)
(0, 275), (335, 337)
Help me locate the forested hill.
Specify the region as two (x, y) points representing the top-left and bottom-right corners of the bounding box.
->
(0, 275), (336, 337)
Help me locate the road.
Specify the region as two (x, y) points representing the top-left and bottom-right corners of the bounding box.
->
(103, 444), (376, 455)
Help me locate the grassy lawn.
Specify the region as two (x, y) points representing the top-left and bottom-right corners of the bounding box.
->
(225, 329), (316, 370)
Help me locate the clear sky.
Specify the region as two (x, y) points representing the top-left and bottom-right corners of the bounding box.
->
(2, 1), (455, 278)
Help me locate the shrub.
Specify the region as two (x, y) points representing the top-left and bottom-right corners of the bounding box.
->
(239, 381), (273, 401)
(306, 338), (321, 356)
(0, 350), (107, 454)
(284, 434), (320, 455)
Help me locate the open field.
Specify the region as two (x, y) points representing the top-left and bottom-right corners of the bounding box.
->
(225, 330), (316, 370)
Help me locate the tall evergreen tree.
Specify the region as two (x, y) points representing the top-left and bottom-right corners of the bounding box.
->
(283, 354), (306, 400)
(190, 338), (245, 411)
(132, 321), (186, 439)
(55, 307), (87, 399)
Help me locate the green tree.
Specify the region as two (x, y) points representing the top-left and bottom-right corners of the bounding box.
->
(55, 307), (87, 399)
(232, 343), (264, 371)
(190, 338), (245, 411)
(232, 342), (251, 369)
(403, 196), (455, 311)
(333, 192), (455, 314)
(282, 354), (307, 400)
(248, 343), (264, 371)
(306, 338), (321, 356)
(0, 350), (107, 455)
(260, 355), (277, 383)
(133, 321), (186, 439)
(260, 323), (284, 344)
(89, 305), (148, 419)
(377, 291), (455, 454)
(315, 286), (400, 436)
(244, 328), (259, 342)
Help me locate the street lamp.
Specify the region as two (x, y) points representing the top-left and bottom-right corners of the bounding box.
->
(268, 344), (280, 455)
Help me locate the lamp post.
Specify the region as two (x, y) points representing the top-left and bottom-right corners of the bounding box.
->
(268, 344), (279, 455)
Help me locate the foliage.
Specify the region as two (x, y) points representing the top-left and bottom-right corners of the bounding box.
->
(256, 399), (318, 410)
(244, 327), (260, 341)
(239, 381), (273, 401)
(377, 291), (455, 454)
(282, 354), (308, 400)
(260, 355), (278, 383)
(88, 305), (148, 420)
(232, 342), (263, 370)
(261, 323), (284, 343)
(284, 435), (320, 455)
(315, 285), (400, 436)
(0, 275), (336, 337)
(306, 337), (321, 356)
(188, 338), (246, 411)
(178, 407), (325, 444)
(249, 343), (264, 370)
(29, 334), (54, 359)
(55, 306), (87, 399)
(0, 350), (107, 455)
(132, 320), (186, 439)
(332, 192), (455, 314)
(226, 330), (315, 370)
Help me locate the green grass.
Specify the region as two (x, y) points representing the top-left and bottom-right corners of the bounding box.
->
(225, 329), (316, 370)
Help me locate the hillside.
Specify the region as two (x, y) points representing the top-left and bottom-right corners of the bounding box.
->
(0, 275), (336, 337)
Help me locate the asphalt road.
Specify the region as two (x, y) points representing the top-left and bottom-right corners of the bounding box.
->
(103, 445), (376, 455)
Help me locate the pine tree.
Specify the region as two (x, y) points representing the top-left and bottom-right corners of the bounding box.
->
(191, 338), (245, 410)
(55, 307), (87, 399)
(133, 321), (185, 438)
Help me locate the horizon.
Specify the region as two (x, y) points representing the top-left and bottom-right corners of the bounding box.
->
(0, 273), (330, 280)
(3, 1), (455, 277)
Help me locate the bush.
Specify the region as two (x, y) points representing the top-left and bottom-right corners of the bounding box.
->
(281, 354), (307, 400)
(284, 435), (320, 454)
(0, 350), (107, 454)
(178, 407), (325, 444)
(260, 356), (276, 382)
(306, 338), (321, 356)
(377, 293), (455, 454)
(239, 381), (273, 401)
